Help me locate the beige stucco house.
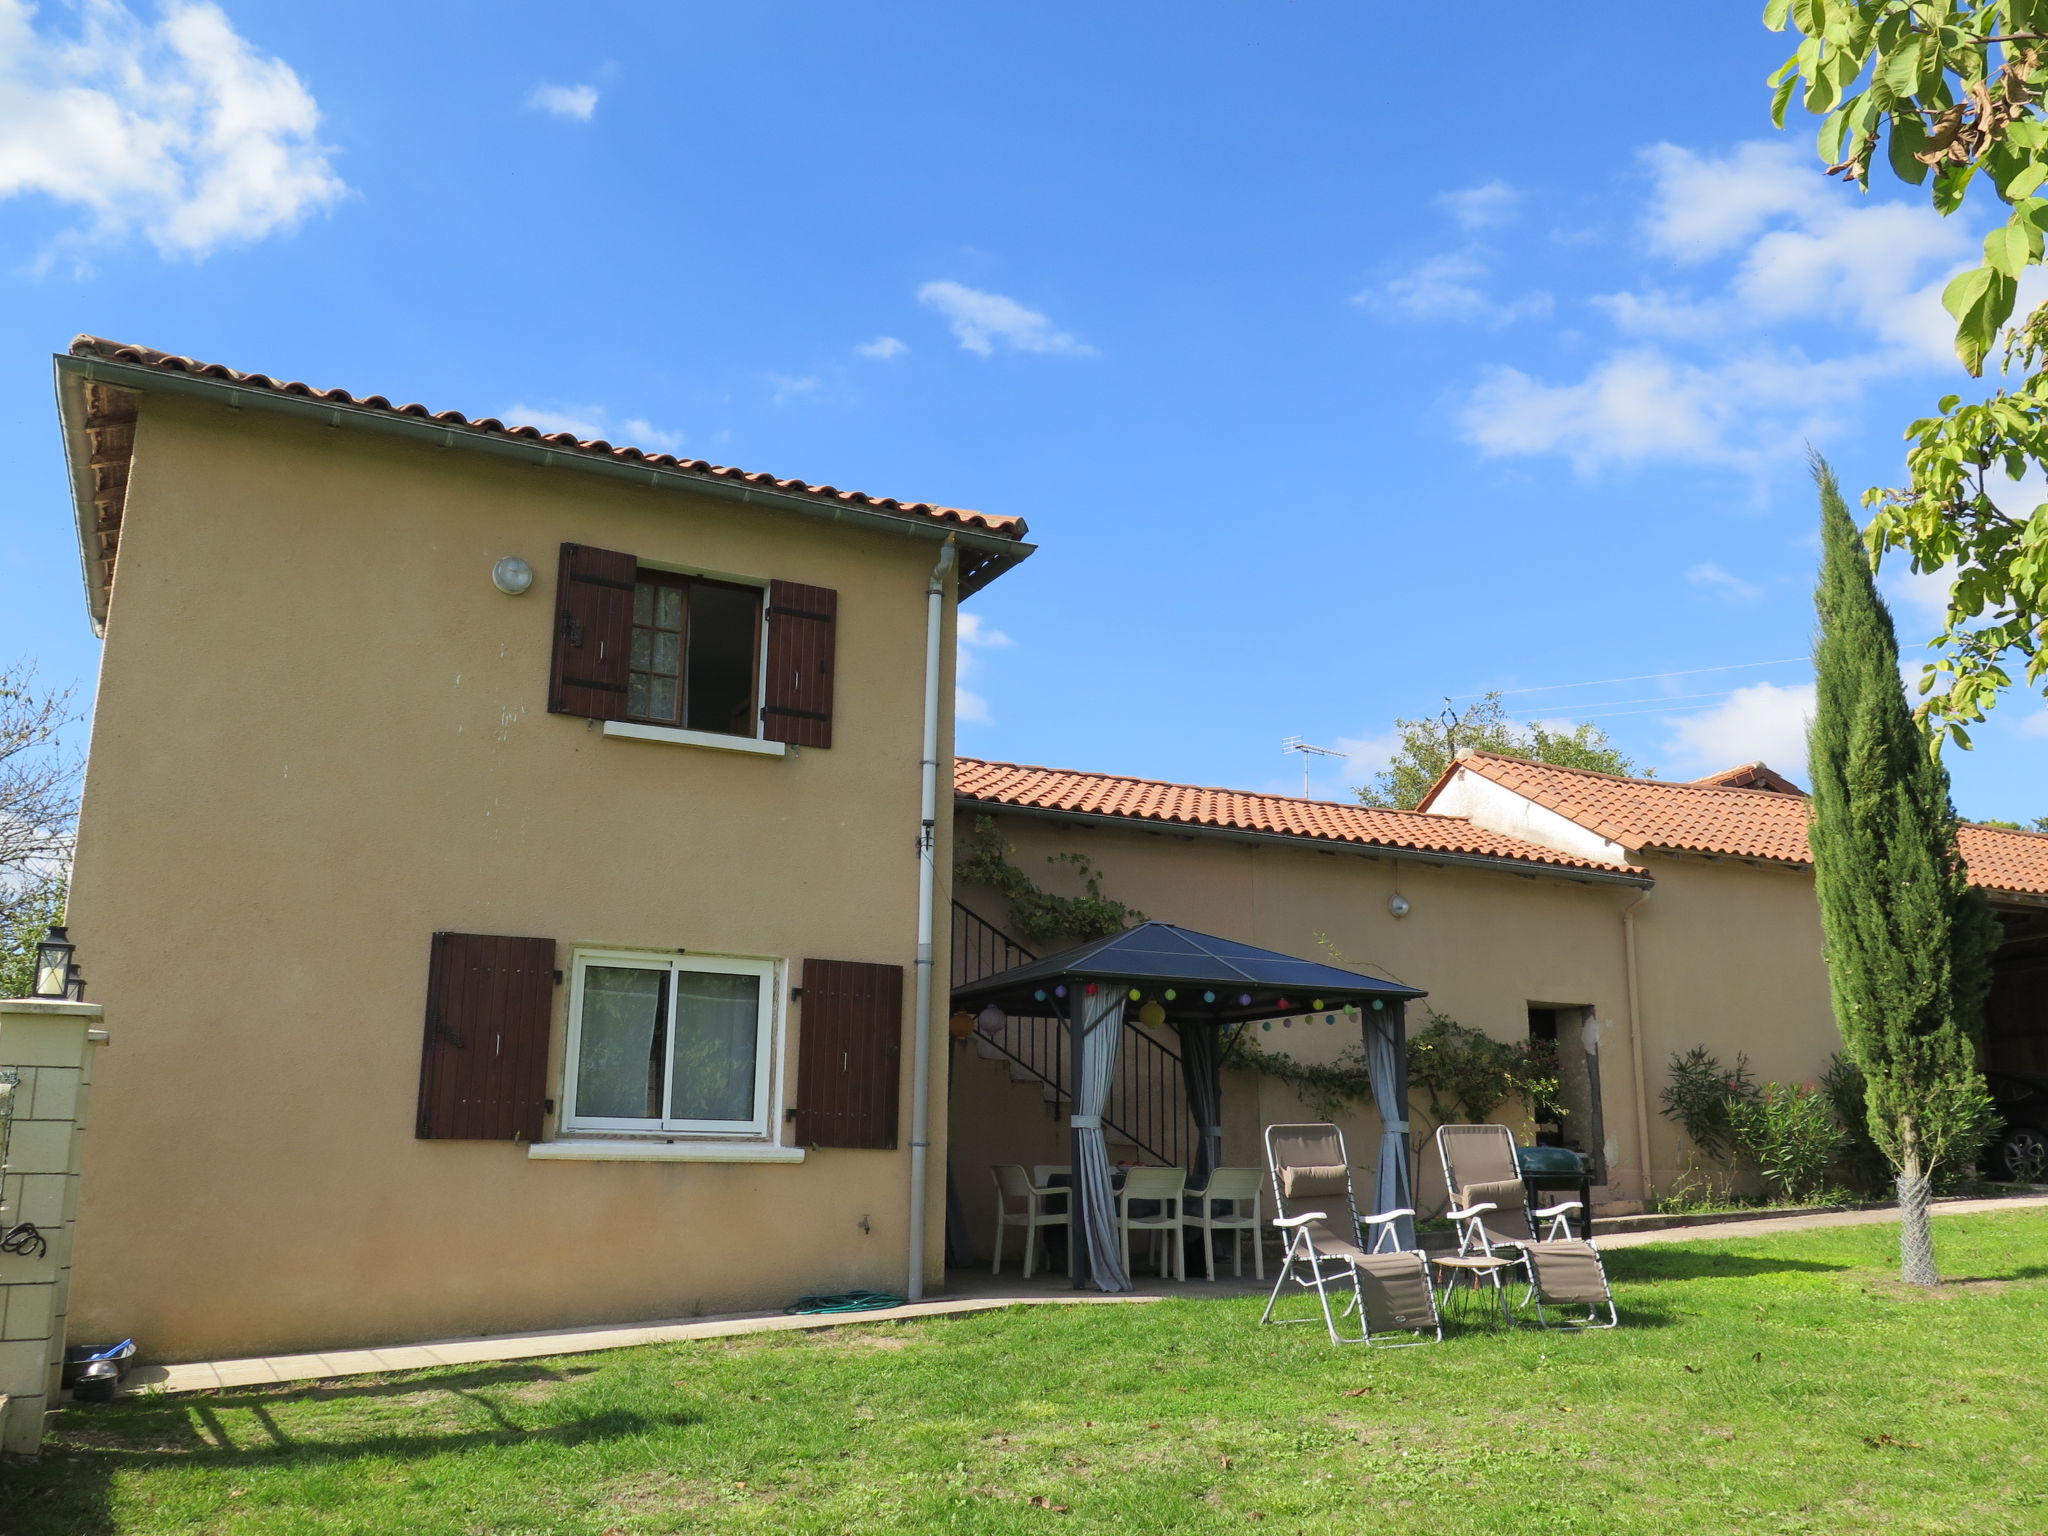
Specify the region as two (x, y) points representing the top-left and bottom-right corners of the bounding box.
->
(53, 337), (1032, 1361)
(41, 334), (2048, 1363)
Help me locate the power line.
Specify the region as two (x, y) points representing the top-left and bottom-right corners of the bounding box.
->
(1450, 656), (1808, 700)
(1506, 687), (1743, 717)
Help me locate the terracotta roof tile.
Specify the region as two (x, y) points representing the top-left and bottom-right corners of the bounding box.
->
(1446, 751), (2048, 898)
(954, 758), (1648, 880)
(65, 336), (1026, 540)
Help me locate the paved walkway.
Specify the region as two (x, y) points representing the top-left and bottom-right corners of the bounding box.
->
(122, 1194), (2048, 1397)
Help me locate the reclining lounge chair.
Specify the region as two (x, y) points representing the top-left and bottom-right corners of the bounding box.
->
(1261, 1122), (1441, 1347)
(1435, 1123), (1617, 1330)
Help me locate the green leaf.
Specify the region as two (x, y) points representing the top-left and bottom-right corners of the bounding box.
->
(1943, 264), (2017, 374)
(2003, 160), (2048, 202)
(1819, 107), (1853, 164)
(1933, 160), (1980, 216)
(1773, 72), (1801, 128)
(1888, 111), (1929, 184)
(1985, 222), (2036, 278)
(1882, 37), (1923, 95)
(1763, 0), (1792, 29)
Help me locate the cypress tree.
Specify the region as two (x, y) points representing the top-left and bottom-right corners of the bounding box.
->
(1807, 456), (2000, 1287)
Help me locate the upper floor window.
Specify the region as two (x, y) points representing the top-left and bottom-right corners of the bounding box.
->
(549, 544), (838, 749)
(628, 572), (762, 736)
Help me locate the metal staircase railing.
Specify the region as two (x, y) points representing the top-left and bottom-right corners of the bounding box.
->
(952, 901), (1187, 1168)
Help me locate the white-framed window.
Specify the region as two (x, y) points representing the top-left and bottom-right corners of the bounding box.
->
(562, 949), (780, 1137)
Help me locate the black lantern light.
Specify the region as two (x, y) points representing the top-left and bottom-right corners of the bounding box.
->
(64, 966), (86, 1003)
(32, 926), (74, 1000)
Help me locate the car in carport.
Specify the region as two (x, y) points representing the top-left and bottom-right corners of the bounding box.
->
(1987, 1070), (2048, 1183)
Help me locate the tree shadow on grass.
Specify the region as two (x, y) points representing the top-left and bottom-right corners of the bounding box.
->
(1605, 1249), (1853, 1285)
(0, 1365), (688, 1536)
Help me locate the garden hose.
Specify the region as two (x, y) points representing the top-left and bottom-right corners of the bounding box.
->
(782, 1291), (906, 1315)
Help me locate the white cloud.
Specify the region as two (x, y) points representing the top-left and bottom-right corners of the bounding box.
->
(1464, 347), (1861, 473)
(769, 373), (819, 404)
(1663, 682), (1816, 775)
(917, 280), (1093, 357)
(503, 401), (681, 450)
(856, 335), (907, 360)
(957, 612), (1012, 650)
(1364, 251), (1552, 326)
(955, 609), (1014, 724)
(0, 0), (345, 259)
(2020, 711), (2048, 740)
(1463, 139), (1980, 472)
(620, 417), (682, 452)
(1686, 562), (1763, 601)
(1437, 180), (1519, 230)
(526, 82), (598, 122)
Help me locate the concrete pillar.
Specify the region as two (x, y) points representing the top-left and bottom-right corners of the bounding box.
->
(0, 999), (106, 1457)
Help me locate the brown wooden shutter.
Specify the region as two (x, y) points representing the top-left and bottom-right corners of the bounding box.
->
(417, 932), (558, 1141)
(548, 543), (636, 719)
(762, 580), (837, 747)
(793, 959), (903, 1148)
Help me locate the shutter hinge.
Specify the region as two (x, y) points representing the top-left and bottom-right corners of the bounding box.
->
(790, 987), (804, 1000)
(785, 1107), (799, 1121)
(553, 969), (564, 985)
(544, 1098), (555, 1115)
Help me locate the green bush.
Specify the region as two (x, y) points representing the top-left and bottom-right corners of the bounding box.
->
(1818, 1052), (1891, 1196)
(1657, 1045), (1759, 1162)
(1727, 1082), (1847, 1205)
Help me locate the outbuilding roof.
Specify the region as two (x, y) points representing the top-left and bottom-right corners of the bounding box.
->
(1425, 750), (2048, 899)
(954, 757), (1650, 883)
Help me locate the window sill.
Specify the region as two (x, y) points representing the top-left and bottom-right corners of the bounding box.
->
(602, 720), (787, 757)
(528, 1139), (807, 1164)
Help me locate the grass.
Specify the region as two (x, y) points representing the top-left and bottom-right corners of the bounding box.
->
(7, 1211), (2048, 1535)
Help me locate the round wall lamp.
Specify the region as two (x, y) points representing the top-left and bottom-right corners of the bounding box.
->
(492, 556), (536, 595)
(1387, 893), (1411, 919)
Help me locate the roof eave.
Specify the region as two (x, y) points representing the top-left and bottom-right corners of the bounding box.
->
(957, 796), (1653, 887)
(53, 351), (1037, 624)
(53, 360), (109, 636)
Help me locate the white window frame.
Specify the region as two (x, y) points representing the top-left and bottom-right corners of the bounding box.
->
(562, 948), (781, 1139)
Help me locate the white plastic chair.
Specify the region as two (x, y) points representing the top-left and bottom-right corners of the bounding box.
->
(990, 1163), (1069, 1279)
(1185, 1166), (1265, 1280)
(1117, 1166), (1188, 1282)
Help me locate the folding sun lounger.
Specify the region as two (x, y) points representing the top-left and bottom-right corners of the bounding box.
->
(1435, 1123), (1617, 1330)
(1261, 1123), (1441, 1347)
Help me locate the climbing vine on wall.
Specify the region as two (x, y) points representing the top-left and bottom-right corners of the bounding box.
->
(1222, 1028), (1375, 1121)
(954, 815), (1145, 949)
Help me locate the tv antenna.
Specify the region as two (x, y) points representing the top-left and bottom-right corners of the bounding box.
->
(1281, 736), (1348, 797)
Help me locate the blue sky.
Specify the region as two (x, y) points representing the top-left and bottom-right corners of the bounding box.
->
(3, 1), (2046, 819)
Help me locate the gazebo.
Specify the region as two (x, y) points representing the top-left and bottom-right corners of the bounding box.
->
(949, 920), (1426, 1292)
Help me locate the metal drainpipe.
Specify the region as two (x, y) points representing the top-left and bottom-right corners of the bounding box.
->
(1621, 885), (1655, 1205)
(906, 537), (957, 1301)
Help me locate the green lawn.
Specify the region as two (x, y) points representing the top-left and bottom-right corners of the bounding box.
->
(8, 1212), (2048, 1535)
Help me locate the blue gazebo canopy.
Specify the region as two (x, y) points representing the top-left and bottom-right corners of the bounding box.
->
(949, 920), (1425, 1026)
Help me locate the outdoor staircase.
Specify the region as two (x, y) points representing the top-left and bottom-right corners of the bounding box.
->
(952, 901), (1189, 1167)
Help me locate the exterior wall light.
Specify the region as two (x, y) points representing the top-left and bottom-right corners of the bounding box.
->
(32, 926), (74, 998)
(492, 556), (535, 595)
(1387, 894), (1411, 919)
(64, 966), (86, 1002)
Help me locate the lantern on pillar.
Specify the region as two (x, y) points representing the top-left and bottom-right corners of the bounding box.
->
(32, 927), (74, 1000)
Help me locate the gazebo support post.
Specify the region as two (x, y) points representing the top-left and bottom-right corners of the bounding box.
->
(1067, 1005), (1089, 1288)
(1364, 999), (1417, 1251)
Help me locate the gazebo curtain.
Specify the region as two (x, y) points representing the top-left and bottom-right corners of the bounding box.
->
(1070, 987), (1132, 1292)
(1177, 1023), (1224, 1180)
(1364, 1002), (1415, 1250)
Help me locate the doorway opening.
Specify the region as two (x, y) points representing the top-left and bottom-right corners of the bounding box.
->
(1527, 1004), (1605, 1184)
